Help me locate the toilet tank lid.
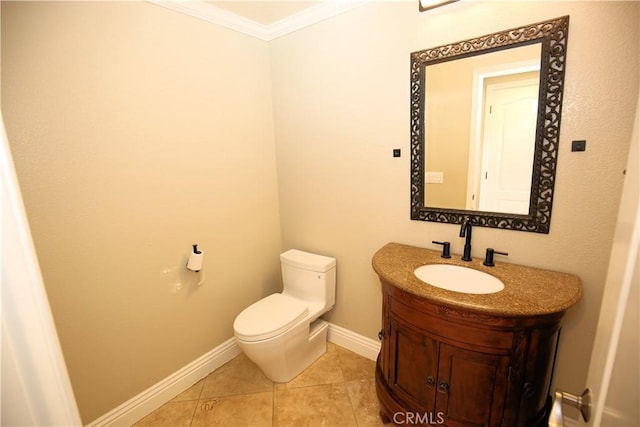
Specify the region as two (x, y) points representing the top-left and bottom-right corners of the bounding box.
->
(280, 249), (336, 272)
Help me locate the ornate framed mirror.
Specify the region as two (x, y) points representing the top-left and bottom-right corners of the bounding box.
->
(410, 16), (569, 233)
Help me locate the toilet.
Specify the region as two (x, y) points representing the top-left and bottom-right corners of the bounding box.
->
(233, 249), (336, 383)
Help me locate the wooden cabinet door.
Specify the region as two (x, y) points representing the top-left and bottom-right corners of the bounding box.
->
(518, 327), (561, 426)
(435, 343), (510, 427)
(388, 316), (438, 409)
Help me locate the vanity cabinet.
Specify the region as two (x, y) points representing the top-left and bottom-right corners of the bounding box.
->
(377, 281), (565, 427)
(373, 243), (581, 427)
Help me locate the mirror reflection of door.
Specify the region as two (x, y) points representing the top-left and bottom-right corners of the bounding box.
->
(423, 43), (541, 213)
(478, 75), (539, 214)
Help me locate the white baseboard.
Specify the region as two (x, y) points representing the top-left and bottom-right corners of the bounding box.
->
(86, 338), (241, 427)
(87, 323), (379, 426)
(327, 323), (381, 361)
(563, 415), (581, 427)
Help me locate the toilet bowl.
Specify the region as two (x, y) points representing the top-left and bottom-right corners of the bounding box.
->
(233, 249), (336, 382)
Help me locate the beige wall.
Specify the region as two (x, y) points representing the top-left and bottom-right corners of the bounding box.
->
(270, 0), (638, 400)
(425, 58), (471, 209)
(1, 1), (282, 423)
(2, 0), (638, 423)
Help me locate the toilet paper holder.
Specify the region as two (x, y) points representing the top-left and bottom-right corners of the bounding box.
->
(186, 244), (205, 286)
(186, 244), (203, 272)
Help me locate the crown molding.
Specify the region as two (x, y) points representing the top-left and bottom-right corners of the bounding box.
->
(147, 0), (369, 41)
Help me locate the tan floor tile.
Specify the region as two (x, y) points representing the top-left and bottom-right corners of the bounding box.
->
(200, 353), (274, 398)
(346, 378), (386, 427)
(133, 343), (381, 426)
(275, 343), (344, 390)
(336, 346), (376, 382)
(274, 383), (357, 427)
(170, 378), (204, 402)
(132, 400), (197, 426)
(191, 392), (273, 427)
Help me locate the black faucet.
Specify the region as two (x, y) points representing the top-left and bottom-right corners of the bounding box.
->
(459, 217), (473, 261)
(432, 240), (451, 258)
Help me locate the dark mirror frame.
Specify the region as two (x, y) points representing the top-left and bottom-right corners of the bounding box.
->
(410, 16), (569, 233)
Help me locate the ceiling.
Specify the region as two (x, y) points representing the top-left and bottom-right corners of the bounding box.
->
(207, 1), (321, 25)
(147, 0), (368, 40)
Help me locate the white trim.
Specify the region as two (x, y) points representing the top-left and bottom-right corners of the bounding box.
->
(1, 114), (82, 426)
(266, 0), (369, 41)
(88, 323), (379, 425)
(585, 89), (640, 427)
(86, 338), (241, 427)
(563, 415), (580, 427)
(146, 0), (369, 41)
(327, 323), (381, 361)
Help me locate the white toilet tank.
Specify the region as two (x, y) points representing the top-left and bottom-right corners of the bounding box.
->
(280, 249), (336, 312)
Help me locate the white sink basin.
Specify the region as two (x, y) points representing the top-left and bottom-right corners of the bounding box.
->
(414, 264), (504, 294)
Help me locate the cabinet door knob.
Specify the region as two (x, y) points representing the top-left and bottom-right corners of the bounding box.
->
(425, 375), (435, 388)
(523, 382), (535, 398)
(438, 380), (450, 394)
(378, 330), (384, 340)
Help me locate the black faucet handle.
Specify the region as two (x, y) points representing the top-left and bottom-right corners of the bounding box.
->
(483, 248), (509, 267)
(432, 241), (451, 259)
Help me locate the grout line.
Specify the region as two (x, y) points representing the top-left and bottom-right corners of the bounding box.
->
(271, 381), (276, 427)
(188, 378), (205, 427)
(188, 399), (197, 427)
(199, 388), (275, 400)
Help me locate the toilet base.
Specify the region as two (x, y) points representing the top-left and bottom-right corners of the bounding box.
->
(237, 319), (329, 383)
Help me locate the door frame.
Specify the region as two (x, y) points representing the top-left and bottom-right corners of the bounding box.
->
(1, 114), (81, 425)
(584, 95), (639, 426)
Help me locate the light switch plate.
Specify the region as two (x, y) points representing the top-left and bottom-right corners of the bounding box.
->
(572, 140), (586, 152)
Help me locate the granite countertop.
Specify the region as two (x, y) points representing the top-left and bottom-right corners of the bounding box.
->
(372, 242), (582, 317)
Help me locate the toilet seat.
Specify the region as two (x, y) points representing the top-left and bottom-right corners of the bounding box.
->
(234, 294), (308, 342)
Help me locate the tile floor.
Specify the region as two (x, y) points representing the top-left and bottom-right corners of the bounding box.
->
(132, 343), (386, 426)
